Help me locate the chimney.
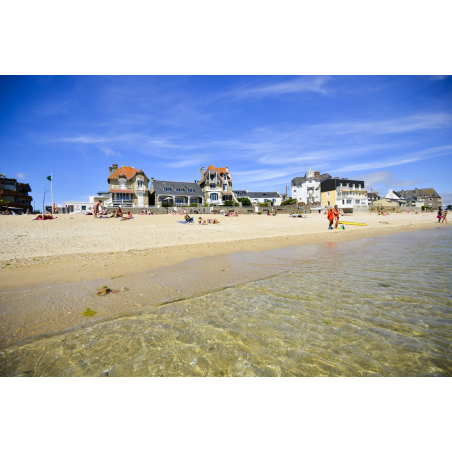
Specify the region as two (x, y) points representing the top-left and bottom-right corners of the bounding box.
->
(334, 177), (339, 179)
(225, 166), (228, 172)
(314, 171), (320, 178)
(151, 177), (154, 182)
(276, 190), (279, 194)
(109, 166), (113, 175)
(200, 166), (205, 179)
(112, 163), (118, 172)
(415, 188), (418, 195)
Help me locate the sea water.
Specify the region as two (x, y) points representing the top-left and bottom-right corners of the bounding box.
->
(0, 228), (451, 376)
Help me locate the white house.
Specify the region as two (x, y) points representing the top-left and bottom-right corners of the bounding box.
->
(291, 167), (331, 206)
(233, 190), (282, 206)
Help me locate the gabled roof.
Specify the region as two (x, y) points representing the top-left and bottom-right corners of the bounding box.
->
(292, 172), (331, 186)
(108, 166), (148, 181)
(200, 165), (231, 183)
(152, 180), (203, 196)
(401, 188), (441, 198)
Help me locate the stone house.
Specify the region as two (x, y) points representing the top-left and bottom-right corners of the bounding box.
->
(106, 164), (150, 208)
(150, 179), (204, 206)
(199, 165), (238, 205)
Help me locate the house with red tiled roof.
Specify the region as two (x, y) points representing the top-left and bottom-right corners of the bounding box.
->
(106, 163), (150, 208)
(198, 165), (237, 205)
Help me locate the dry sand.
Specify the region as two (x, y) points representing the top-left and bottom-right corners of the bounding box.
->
(0, 211), (447, 292)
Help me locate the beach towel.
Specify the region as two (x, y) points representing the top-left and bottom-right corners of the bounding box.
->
(177, 221), (187, 224)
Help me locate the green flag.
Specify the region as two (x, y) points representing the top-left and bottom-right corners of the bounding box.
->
(47, 175), (52, 181)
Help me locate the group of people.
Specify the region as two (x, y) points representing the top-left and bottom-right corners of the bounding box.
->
(139, 210), (155, 215)
(327, 205), (340, 229)
(197, 217), (219, 225)
(437, 208), (448, 223)
(2, 207), (33, 215)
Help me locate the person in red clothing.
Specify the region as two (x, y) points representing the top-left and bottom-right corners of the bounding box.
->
(333, 205), (340, 228)
(327, 207), (334, 229)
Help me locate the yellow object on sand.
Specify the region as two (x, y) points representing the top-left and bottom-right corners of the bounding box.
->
(338, 221), (368, 226)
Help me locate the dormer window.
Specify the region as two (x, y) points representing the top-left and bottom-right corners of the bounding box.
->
(137, 180), (143, 189)
(210, 183), (216, 189)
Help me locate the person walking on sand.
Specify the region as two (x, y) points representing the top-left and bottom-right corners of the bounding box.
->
(437, 207), (443, 223)
(327, 206), (334, 229)
(441, 210), (448, 223)
(333, 205), (340, 229)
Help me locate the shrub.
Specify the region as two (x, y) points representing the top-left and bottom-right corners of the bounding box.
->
(421, 206), (425, 211)
(281, 199), (296, 206)
(257, 212), (262, 215)
(234, 202), (239, 207)
(224, 200), (234, 206)
(189, 203), (198, 207)
(162, 201), (173, 207)
(237, 197), (251, 206)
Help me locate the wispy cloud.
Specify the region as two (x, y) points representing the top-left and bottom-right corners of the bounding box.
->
(100, 147), (121, 157)
(231, 76), (330, 98)
(15, 172), (26, 179)
(429, 75), (450, 81)
(336, 145), (452, 172)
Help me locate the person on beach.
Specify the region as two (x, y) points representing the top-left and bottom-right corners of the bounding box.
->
(327, 207), (334, 229)
(198, 217), (207, 225)
(437, 208), (443, 223)
(120, 211), (133, 221)
(115, 207), (123, 218)
(32, 212), (55, 220)
(333, 205), (340, 228)
(93, 201), (102, 218)
(441, 210), (447, 223)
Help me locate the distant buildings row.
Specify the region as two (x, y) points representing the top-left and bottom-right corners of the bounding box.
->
(2, 163), (440, 214)
(59, 163), (442, 213)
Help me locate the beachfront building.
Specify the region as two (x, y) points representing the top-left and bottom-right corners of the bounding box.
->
(62, 200), (96, 214)
(199, 165), (238, 205)
(367, 192), (381, 206)
(291, 168), (331, 211)
(106, 164), (150, 208)
(384, 188), (442, 209)
(0, 174), (33, 212)
(320, 177), (368, 213)
(233, 189), (282, 206)
(372, 198), (406, 208)
(150, 179), (204, 206)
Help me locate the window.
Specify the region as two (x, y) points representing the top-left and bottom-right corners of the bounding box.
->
(176, 188), (183, 192)
(355, 199), (359, 204)
(327, 192), (330, 198)
(223, 184), (227, 191)
(137, 180), (143, 189)
(210, 193), (218, 201)
(347, 200), (352, 204)
(1, 183), (16, 191)
(188, 189), (193, 193)
(82, 206), (86, 211)
(210, 184), (216, 189)
(273, 199), (276, 203)
(164, 187), (170, 192)
(327, 201), (330, 206)
(223, 174), (227, 181)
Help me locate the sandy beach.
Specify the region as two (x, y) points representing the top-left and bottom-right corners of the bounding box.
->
(0, 211), (447, 292)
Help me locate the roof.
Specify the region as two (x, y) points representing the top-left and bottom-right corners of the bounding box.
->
(234, 191), (281, 198)
(108, 166), (148, 181)
(200, 165), (231, 183)
(109, 189), (134, 194)
(291, 172), (331, 186)
(152, 180), (203, 196)
(400, 188), (441, 198)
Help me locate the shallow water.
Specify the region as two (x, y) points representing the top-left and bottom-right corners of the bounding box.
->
(1, 228), (451, 376)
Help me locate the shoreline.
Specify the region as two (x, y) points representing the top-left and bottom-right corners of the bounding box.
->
(0, 216), (447, 293)
(0, 225), (449, 349)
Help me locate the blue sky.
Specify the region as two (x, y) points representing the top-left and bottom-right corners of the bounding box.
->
(1, 75), (452, 208)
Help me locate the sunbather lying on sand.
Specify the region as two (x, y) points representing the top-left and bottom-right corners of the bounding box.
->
(33, 212), (55, 220)
(208, 218), (219, 224)
(198, 217), (207, 225)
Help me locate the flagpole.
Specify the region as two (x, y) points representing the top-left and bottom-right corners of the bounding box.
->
(51, 172), (54, 214)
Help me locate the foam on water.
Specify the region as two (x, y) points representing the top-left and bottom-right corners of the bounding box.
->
(1, 228), (451, 376)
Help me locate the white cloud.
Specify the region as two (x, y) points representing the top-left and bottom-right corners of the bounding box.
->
(16, 172), (26, 179)
(429, 75), (450, 81)
(336, 145), (452, 173)
(440, 191), (452, 206)
(100, 147), (121, 157)
(232, 76), (330, 98)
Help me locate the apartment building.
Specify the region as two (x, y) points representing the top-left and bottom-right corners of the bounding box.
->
(0, 174), (33, 211)
(320, 177), (368, 212)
